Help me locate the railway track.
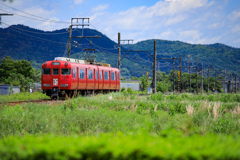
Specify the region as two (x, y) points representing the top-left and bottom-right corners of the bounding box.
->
(0, 99), (65, 107)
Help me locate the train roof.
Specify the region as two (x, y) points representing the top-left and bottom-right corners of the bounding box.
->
(54, 57), (111, 67)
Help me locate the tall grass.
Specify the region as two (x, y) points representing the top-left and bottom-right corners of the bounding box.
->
(1, 92), (240, 137)
(0, 92), (49, 103)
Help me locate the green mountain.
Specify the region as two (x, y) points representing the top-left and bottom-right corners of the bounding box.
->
(1, 25), (240, 78)
(125, 39), (240, 76)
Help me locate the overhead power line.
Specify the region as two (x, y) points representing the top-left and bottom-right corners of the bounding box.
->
(0, 2), (69, 24)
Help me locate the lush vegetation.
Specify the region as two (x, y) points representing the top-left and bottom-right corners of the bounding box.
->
(138, 70), (222, 93)
(0, 56), (41, 91)
(0, 92), (240, 159)
(1, 133), (240, 160)
(0, 92), (49, 103)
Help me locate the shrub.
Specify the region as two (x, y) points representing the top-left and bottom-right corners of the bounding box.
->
(121, 87), (125, 92)
(127, 87), (133, 94)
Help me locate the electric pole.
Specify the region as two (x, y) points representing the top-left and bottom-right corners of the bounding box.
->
(179, 54), (182, 93)
(153, 41), (157, 94)
(215, 70), (217, 93)
(67, 18), (100, 59)
(189, 62), (191, 93)
(196, 57), (198, 95)
(173, 58), (175, 93)
(201, 63), (203, 95)
(68, 25), (72, 58)
(118, 32), (121, 70)
(0, 13), (13, 25)
(235, 76), (237, 94)
(207, 66), (209, 95)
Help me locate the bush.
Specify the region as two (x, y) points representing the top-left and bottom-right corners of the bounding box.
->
(121, 87), (125, 92)
(127, 87), (133, 94)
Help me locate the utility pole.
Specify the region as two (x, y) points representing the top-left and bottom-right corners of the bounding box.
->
(68, 25), (72, 58)
(153, 41), (157, 94)
(196, 57), (198, 95)
(201, 63), (203, 95)
(67, 18), (100, 59)
(179, 54), (182, 93)
(173, 58), (175, 93)
(207, 66), (209, 95)
(215, 70), (217, 93)
(189, 62), (191, 93)
(0, 13), (13, 25)
(118, 32), (121, 70)
(235, 76), (237, 94)
(230, 74), (232, 93)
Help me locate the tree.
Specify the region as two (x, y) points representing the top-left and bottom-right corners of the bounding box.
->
(0, 56), (40, 91)
(140, 75), (147, 91)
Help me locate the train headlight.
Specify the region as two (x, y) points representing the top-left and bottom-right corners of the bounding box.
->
(65, 62), (68, 66)
(43, 84), (51, 87)
(60, 84), (68, 87)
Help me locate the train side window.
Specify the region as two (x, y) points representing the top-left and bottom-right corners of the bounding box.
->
(61, 69), (71, 75)
(117, 73), (119, 80)
(96, 71), (98, 80)
(88, 70), (93, 79)
(42, 68), (51, 75)
(99, 71), (102, 80)
(73, 69), (76, 79)
(104, 71), (109, 80)
(111, 72), (115, 80)
(80, 69), (84, 79)
(53, 68), (59, 75)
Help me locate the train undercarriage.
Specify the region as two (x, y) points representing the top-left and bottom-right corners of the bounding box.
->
(43, 88), (119, 100)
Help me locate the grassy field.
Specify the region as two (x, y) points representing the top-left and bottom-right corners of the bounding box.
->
(0, 92), (49, 103)
(0, 92), (240, 159)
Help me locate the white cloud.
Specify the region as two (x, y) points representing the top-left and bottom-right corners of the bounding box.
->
(165, 15), (187, 25)
(179, 30), (202, 41)
(73, 0), (83, 5)
(229, 10), (240, 21)
(160, 31), (173, 39)
(208, 23), (221, 29)
(231, 25), (240, 33)
(91, 4), (109, 12)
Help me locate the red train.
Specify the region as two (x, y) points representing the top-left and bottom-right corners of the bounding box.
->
(42, 57), (120, 99)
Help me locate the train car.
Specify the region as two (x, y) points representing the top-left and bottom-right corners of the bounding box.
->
(42, 57), (120, 99)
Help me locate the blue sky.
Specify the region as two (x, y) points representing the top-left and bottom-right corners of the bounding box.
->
(1, 0), (240, 48)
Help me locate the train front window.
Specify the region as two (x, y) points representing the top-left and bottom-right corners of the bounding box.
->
(61, 69), (71, 75)
(42, 68), (50, 75)
(53, 69), (59, 75)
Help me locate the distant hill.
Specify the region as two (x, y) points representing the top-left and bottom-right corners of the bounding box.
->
(125, 39), (240, 76)
(1, 25), (240, 78)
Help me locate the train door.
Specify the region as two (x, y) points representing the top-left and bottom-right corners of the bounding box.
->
(93, 69), (96, 90)
(102, 70), (105, 89)
(85, 68), (88, 89)
(115, 71), (117, 89)
(77, 67), (79, 89)
(109, 71), (111, 89)
(95, 68), (99, 90)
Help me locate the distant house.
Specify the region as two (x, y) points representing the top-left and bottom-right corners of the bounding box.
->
(120, 83), (141, 91)
(0, 85), (20, 95)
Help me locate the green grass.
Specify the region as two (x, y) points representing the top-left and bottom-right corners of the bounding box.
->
(1, 93), (240, 137)
(0, 92), (49, 103)
(1, 92), (240, 159)
(0, 133), (240, 160)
